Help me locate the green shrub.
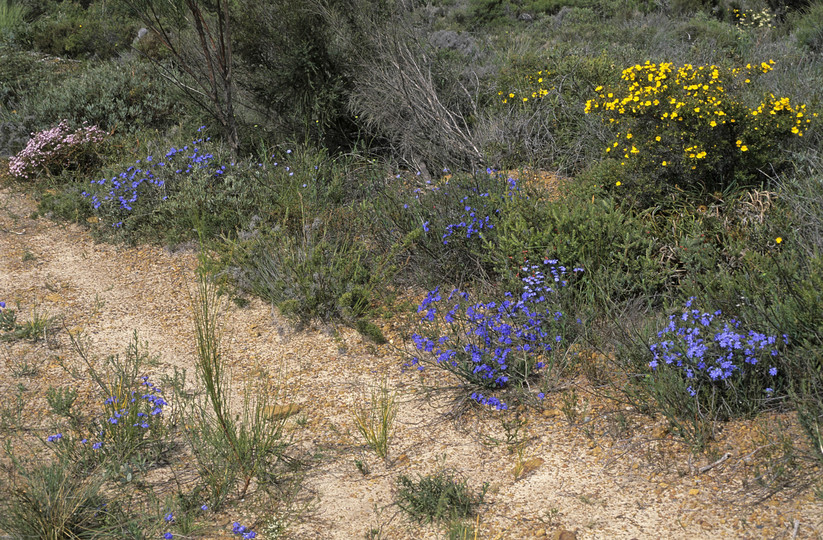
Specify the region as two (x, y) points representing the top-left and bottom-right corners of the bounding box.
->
(487, 172), (671, 306)
(20, 59), (181, 134)
(240, 213), (374, 325)
(395, 469), (486, 525)
(0, 0), (28, 46)
(467, 0), (598, 27)
(480, 48), (614, 171)
(24, 0), (137, 59)
(584, 60), (816, 208)
(232, 0), (388, 150)
(794, 1), (823, 52)
(186, 257), (289, 508)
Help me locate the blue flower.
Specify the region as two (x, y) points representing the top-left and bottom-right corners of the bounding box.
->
(164, 533), (173, 539)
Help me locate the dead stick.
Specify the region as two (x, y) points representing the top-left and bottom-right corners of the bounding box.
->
(698, 452), (731, 474)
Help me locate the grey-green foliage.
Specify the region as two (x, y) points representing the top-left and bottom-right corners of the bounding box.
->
(0, 0), (27, 46)
(19, 58), (181, 134)
(0, 456), (108, 539)
(241, 215), (373, 325)
(794, 1), (823, 52)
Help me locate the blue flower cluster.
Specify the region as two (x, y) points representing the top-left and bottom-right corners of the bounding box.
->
(232, 521), (257, 539)
(0, 300), (16, 332)
(649, 298), (785, 398)
(409, 259), (582, 409)
(400, 169), (520, 243)
(82, 132), (217, 224)
(160, 505), (209, 539)
(46, 375), (167, 450)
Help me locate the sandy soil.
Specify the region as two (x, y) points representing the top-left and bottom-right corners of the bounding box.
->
(1, 183), (822, 539)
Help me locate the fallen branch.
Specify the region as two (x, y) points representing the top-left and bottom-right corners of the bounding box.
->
(698, 452), (731, 474)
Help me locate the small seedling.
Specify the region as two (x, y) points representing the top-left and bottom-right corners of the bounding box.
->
(46, 386), (78, 418)
(560, 388), (579, 424)
(354, 459), (370, 476)
(352, 380), (397, 460)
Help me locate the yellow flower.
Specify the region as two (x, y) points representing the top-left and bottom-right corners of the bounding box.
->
(775, 237), (782, 243)
(509, 93), (515, 98)
(655, 136), (661, 141)
(740, 145), (748, 152)
(709, 120), (717, 127)
(626, 133), (633, 139)
(615, 181), (622, 186)
(662, 161), (667, 166)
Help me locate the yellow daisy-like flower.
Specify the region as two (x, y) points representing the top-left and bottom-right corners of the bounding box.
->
(776, 237), (783, 244)
(615, 181), (622, 186)
(741, 145), (748, 152)
(662, 161), (667, 166)
(655, 136), (661, 142)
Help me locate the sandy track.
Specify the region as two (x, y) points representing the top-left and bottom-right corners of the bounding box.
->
(1, 184), (821, 539)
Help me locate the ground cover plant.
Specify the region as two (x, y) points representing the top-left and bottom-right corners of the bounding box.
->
(2, 0), (823, 536)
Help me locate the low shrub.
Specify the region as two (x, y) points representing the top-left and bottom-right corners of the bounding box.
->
(584, 60), (817, 208)
(794, 1), (823, 53)
(627, 297), (786, 448)
(367, 169), (518, 287)
(487, 173), (670, 307)
(395, 469), (486, 525)
(8, 120), (106, 180)
(24, 0), (137, 59)
(408, 259), (583, 409)
(21, 59), (181, 134)
(0, 456), (109, 539)
(0, 1), (29, 48)
(238, 209), (381, 327)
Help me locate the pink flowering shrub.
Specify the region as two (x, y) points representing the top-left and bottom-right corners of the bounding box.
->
(8, 121), (107, 180)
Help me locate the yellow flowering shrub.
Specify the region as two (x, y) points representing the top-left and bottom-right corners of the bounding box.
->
(497, 69), (554, 104)
(585, 60), (816, 204)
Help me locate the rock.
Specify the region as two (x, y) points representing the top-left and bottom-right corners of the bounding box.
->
(264, 403), (301, 420)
